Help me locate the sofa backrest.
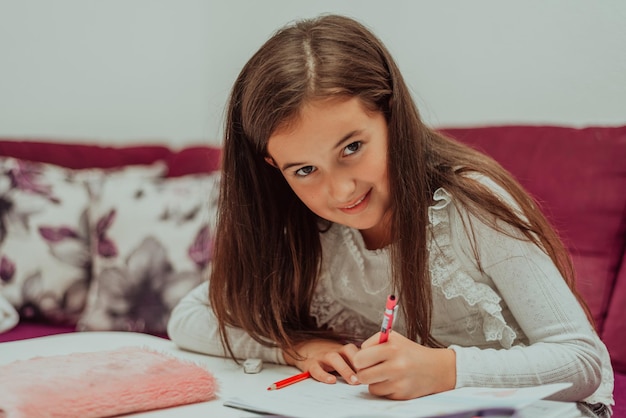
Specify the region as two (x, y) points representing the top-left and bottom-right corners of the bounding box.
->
(603, 256), (626, 372)
(442, 126), (626, 372)
(0, 139), (221, 176)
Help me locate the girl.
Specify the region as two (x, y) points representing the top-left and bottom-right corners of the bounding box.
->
(168, 14), (614, 416)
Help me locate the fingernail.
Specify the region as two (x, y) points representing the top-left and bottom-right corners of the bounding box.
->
(350, 375), (359, 384)
(326, 376), (334, 383)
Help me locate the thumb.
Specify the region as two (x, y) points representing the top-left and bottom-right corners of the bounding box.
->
(360, 332), (382, 350)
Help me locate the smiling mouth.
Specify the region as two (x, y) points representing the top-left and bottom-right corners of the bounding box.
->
(342, 192), (368, 209)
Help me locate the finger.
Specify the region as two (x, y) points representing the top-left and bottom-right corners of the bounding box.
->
(368, 380), (391, 397)
(339, 343), (360, 368)
(368, 380), (407, 400)
(308, 362), (337, 384)
(360, 333), (381, 350)
(324, 351), (360, 385)
(352, 342), (387, 371)
(356, 360), (389, 385)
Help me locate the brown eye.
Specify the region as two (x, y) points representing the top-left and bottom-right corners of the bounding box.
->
(344, 141), (361, 155)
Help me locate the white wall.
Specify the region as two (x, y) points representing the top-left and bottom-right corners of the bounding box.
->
(1, 1), (625, 147)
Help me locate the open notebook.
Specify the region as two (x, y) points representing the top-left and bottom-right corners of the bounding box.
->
(225, 380), (579, 418)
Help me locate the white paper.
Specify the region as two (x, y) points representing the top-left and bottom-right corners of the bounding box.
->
(224, 379), (573, 418)
(517, 399), (580, 418)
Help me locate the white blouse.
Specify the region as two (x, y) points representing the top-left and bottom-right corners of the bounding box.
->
(167, 182), (614, 408)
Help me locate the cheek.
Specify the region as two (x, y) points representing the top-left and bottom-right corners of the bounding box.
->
(361, 154), (388, 182)
(284, 179), (313, 202)
(286, 182), (324, 211)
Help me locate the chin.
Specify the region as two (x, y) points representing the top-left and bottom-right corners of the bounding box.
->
(345, 218), (381, 232)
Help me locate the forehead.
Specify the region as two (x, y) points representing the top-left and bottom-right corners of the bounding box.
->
(267, 97), (375, 151)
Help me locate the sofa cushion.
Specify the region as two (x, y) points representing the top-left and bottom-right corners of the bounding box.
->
(0, 158), (93, 326)
(0, 320), (75, 343)
(77, 172), (220, 335)
(602, 253), (626, 373)
(0, 158), (166, 330)
(442, 126), (626, 332)
(0, 293), (18, 333)
(614, 372), (626, 416)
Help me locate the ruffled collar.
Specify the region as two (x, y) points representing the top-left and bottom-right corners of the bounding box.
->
(428, 188), (517, 348)
(312, 187), (518, 348)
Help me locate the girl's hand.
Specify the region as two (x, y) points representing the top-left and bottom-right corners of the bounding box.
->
(283, 339), (361, 385)
(353, 332), (456, 400)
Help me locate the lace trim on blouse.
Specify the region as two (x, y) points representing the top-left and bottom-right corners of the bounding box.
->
(428, 188), (517, 348)
(310, 187), (519, 348)
(310, 226), (380, 338)
(310, 273), (375, 338)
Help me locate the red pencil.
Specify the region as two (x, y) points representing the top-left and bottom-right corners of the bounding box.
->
(267, 371), (311, 390)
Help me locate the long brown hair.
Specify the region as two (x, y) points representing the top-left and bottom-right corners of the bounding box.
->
(210, 14), (592, 358)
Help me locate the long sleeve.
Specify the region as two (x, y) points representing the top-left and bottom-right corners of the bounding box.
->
(436, 183), (614, 406)
(167, 281), (285, 364)
(451, 223), (603, 399)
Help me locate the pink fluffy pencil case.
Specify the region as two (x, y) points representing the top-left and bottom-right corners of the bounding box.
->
(0, 346), (218, 418)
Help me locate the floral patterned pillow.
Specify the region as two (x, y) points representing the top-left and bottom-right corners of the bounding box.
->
(0, 157), (166, 331)
(0, 157), (93, 326)
(77, 172), (220, 335)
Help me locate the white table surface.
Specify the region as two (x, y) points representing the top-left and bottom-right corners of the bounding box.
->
(0, 331), (583, 418)
(0, 331), (298, 417)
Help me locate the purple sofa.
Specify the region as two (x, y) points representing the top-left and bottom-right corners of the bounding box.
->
(0, 125), (625, 414)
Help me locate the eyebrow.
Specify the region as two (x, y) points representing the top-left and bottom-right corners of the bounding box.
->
(279, 130), (362, 171)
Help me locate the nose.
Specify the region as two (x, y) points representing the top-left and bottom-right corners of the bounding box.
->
(327, 169), (357, 203)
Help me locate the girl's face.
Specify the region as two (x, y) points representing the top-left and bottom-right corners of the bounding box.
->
(266, 97), (391, 249)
